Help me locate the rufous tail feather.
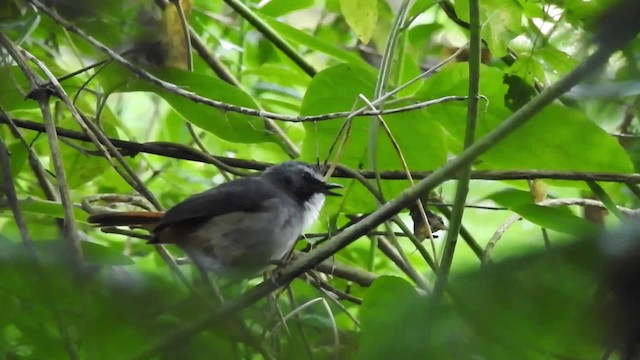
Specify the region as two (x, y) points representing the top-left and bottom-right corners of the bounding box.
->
(87, 211), (165, 230)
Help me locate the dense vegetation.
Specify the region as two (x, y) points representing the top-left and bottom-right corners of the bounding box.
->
(1, 0), (640, 358)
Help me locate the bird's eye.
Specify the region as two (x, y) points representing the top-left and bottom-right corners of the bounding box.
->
(302, 170), (313, 179)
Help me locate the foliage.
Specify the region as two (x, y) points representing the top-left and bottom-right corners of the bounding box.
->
(1, 0), (639, 359)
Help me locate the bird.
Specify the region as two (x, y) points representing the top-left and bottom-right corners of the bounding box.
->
(87, 161), (342, 277)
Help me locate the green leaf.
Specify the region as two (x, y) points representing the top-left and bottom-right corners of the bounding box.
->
(358, 276), (428, 360)
(8, 141), (28, 177)
(55, 117), (109, 189)
(538, 46), (579, 75)
(419, 64), (634, 176)
(454, 0), (470, 22)
(409, 0), (435, 17)
(396, 54), (422, 97)
(0, 198), (88, 221)
(408, 23), (443, 53)
(481, 0), (523, 57)
(451, 240), (602, 359)
(122, 67), (279, 144)
(503, 74), (538, 111)
(455, 0), (522, 57)
(260, 16), (375, 74)
(259, 0), (314, 17)
(339, 0), (378, 44)
(0, 66), (37, 111)
(358, 244), (603, 360)
(506, 56), (545, 87)
(510, 204), (598, 236)
(301, 64), (448, 213)
(517, 0), (545, 18)
(485, 188), (533, 208)
(82, 241), (134, 266)
(492, 105), (633, 174)
(242, 63), (310, 89)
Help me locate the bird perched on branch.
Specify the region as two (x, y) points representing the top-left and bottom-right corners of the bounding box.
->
(88, 161), (342, 277)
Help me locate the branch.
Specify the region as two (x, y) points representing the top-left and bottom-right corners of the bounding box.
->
(223, 0), (316, 77)
(434, 0), (481, 297)
(5, 115), (640, 184)
(0, 33), (85, 269)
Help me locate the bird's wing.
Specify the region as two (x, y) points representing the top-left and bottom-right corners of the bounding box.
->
(153, 177), (280, 232)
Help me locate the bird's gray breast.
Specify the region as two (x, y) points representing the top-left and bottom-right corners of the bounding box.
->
(181, 196), (323, 275)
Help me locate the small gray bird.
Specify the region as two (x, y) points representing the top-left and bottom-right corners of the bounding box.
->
(88, 161), (342, 277)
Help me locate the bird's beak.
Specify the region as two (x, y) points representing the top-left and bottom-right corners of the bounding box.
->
(323, 182), (343, 196)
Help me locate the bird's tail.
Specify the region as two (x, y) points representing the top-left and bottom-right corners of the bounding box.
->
(87, 211), (164, 231)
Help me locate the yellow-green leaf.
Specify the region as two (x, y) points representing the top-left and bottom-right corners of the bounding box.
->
(339, 0), (378, 44)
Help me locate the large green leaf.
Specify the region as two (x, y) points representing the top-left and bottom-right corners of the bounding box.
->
(357, 243), (602, 359)
(358, 276), (432, 360)
(419, 63), (633, 175)
(511, 204), (599, 236)
(339, 0), (378, 44)
(121, 67), (279, 144)
(451, 240), (602, 360)
(301, 64), (448, 213)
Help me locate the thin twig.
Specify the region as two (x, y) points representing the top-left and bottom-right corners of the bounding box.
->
(434, 203), (484, 259)
(433, 0), (481, 298)
(0, 34), (84, 269)
(19, 47), (162, 209)
(302, 254), (377, 287)
(335, 164), (439, 273)
(361, 94), (439, 269)
(306, 275), (363, 305)
(1, 110), (59, 203)
(482, 197), (639, 264)
(587, 180), (625, 220)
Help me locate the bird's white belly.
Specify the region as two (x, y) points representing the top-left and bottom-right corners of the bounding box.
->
(182, 196), (323, 275)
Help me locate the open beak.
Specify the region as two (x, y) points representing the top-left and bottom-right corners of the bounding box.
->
(323, 182), (343, 196)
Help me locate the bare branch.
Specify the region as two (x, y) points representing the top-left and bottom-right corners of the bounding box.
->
(4, 115), (640, 185)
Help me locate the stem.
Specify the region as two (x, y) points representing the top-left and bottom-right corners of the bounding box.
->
(433, 0), (481, 297)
